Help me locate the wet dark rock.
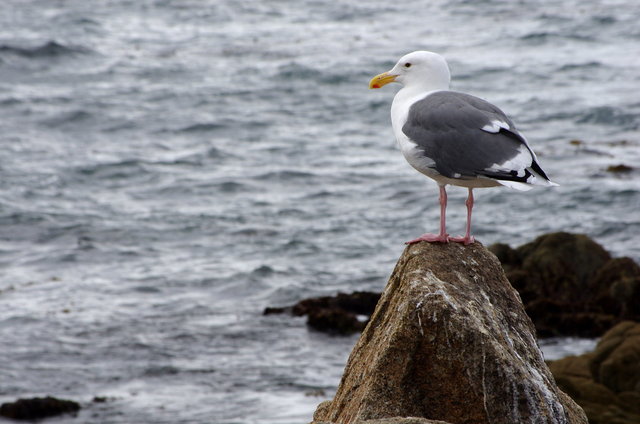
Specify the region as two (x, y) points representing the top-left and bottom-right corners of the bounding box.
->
(263, 305), (288, 315)
(290, 291), (381, 316)
(606, 164), (633, 173)
(549, 321), (640, 424)
(312, 242), (586, 424)
(264, 291), (380, 335)
(488, 232), (640, 337)
(590, 257), (640, 319)
(306, 308), (365, 335)
(0, 396), (80, 420)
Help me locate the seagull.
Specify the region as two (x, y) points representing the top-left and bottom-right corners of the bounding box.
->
(369, 51), (557, 245)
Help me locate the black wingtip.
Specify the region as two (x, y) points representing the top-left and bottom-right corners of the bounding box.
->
(530, 160), (551, 181)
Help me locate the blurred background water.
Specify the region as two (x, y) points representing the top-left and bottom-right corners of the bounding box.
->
(0, 0), (638, 422)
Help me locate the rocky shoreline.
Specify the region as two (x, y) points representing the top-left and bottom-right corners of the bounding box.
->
(3, 233), (637, 422)
(266, 232), (640, 424)
(266, 232), (640, 340)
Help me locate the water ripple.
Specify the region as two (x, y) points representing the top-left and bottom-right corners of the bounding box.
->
(0, 40), (90, 58)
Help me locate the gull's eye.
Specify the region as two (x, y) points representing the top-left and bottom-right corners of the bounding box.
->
(404, 63), (412, 68)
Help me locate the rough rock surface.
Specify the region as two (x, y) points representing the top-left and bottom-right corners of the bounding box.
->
(549, 321), (640, 424)
(489, 232), (640, 337)
(314, 418), (450, 424)
(312, 242), (586, 424)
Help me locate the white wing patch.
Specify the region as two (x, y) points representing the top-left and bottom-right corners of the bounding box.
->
(484, 144), (533, 175)
(480, 119), (511, 134)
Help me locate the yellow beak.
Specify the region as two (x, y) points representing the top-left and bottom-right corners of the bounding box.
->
(369, 72), (397, 89)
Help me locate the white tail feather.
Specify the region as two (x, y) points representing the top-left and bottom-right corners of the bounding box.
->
(496, 180), (534, 191)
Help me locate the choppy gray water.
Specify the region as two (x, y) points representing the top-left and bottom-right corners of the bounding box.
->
(0, 0), (638, 422)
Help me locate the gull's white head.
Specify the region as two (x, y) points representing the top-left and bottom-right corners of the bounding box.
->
(369, 51), (451, 92)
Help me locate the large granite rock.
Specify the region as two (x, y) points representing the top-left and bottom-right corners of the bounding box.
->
(490, 232), (640, 337)
(312, 242), (586, 424)
(549, 321), (640, 424)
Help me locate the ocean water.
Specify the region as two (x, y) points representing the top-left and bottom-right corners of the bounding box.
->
(0, 0), (638, 422)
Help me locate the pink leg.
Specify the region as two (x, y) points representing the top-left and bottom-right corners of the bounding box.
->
(450, 188), (475, 245)
(406, 185), (450, 244)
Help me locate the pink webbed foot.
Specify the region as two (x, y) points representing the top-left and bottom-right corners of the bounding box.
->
(449, 235), (476, 245)
(405, 233), (450, 245)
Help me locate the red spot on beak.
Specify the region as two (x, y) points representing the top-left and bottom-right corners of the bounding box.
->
(372, 84), (380, 88)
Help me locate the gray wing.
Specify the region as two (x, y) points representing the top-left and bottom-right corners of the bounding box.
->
(402, 91), (547, 183)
